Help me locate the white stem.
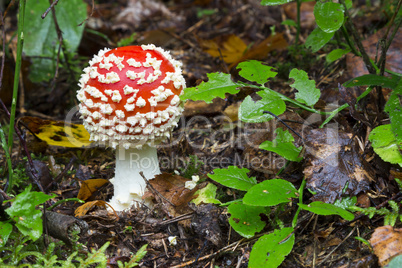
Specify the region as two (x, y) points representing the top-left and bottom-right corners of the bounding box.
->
(108, 146), (160, 211)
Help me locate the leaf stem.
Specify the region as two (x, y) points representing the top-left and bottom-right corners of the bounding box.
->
(292, 178), (306, 228)
(320, 85), (375, 128)
(0, 123), (13, 192)
(237, 82), (329, 115)
(47, 198), (85, 210)
(295, 0), (301, 45)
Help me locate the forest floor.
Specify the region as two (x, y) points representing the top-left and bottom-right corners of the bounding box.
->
(1, 0), (402, 267)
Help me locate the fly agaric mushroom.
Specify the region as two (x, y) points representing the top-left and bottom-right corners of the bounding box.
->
(76, 45), (185, 211)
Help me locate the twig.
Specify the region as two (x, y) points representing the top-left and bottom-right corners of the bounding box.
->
(41, 0), (59, 19)
(139, 171), (176, 207)
(47, 0), (75, 93)
(157, 212), (193, 226)
(45, 155), (76, 190)
(378, 0), (402, 76)
(0, 99), (45, 192)
(263, 111), (304, 142)
(0, 11), (5, 93)
(0, 188), (11, 200)
(169, 234), (266, 268)
(1, 0), (17, 23)
(339, 0), (377, 74)
(317, 227), (356, 266)
(78, 0), (95, 26)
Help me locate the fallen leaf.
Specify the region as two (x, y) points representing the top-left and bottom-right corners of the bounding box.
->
(145, 173), (199, 217)
(75, 200), (107, 217)
(346, 27), (402, 78)
(370, 225), (402, 266)
(191, 203), (223, 246)
(303, 128), (374, 203)
(183, 98), (226, 117)
(199, 34), (248, 64)
(230, 33), (288, 68)
(20, 116), (92, 148)
(77, 179), (109, 201)
(283, 2), (316, 30)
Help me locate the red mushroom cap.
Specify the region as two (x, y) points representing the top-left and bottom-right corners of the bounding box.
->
(77, 45), (185, 149)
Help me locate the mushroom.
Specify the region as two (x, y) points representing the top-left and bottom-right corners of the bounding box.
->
(76, 45), (185, 211)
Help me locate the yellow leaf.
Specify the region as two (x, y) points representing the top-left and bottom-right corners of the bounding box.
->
(75, 200), (107, 217)
(77, 179), (109, 201)
(199, 35), (248, 64)
(20, 116), (92, 148)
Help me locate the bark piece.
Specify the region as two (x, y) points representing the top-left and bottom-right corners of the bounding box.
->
(44, 211), (88, 245)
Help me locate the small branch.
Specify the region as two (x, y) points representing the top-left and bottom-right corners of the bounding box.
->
(41, 0), (59, 19)
(78, 0), (95, 26)
(263, 111), (304, 142)
(139, 171), (176, 207)
(377, 0), (402, 76)
(0, 99), (45, 192)
(0, 11), (6, 93)
(339, 0), (377, 74)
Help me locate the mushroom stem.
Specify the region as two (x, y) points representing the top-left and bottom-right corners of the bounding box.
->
(108, 145), (160, 211)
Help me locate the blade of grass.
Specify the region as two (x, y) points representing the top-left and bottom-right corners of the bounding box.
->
(7, 0), (26, 152)
(0, 123), (13, 191)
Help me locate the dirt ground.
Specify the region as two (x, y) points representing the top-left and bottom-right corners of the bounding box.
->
(1, 0), (401, 267)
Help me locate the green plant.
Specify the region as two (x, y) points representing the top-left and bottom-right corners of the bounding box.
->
(0, 185), (55, 247)
(181, 39), (401, 268)
(23, 0), (87, 83)
(179, 155), (204, 179)
(202, 167), (354, 267)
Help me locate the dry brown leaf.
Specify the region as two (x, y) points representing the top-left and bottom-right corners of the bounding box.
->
(223, 102), (241, 122)
(229, 33), (288, 68)
(346, 27), (402, 78)
(145, 173), (199, 217)
(283, 2), (316, 30)
(183, 98), (226, 117)
(199, 34), (248, 64)
(370, 225), (402, 266)
(77, 179), (109, 201)
(303, 128), (374, 203)
(75, 200), (107, 217)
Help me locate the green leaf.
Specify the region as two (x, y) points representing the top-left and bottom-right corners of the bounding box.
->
(369, 124), (402, 167)
(289, 68), (321, 106)
(305, 27), (334, 52)
(0, 221), (13, 246)
(79, 241), (109, 266)
(260, 128), (303, 162)
(236, 60), (277, 85)
(343, 74), (400, 89)
(239, 90), (286, 123)
(385, 79), (402, 148)
(298, 201), (355, 221)
(228, 202), (266, 238)
(333, 196), (357, 210)
(326, 48), (351, 63)
(249, 227), (295, 268)
(208, 166), (257, 191)
(314, 2), (344, 33)
(281, 19), (297, 27)
(192, 183), (222, 205)
(261, 0), (292, 5)
(23, 0), (87, 82)
(180, 73), (239, 103)
(5, 185), (55, 241)
(243, 179), (298, 206)
(387, 255), (402, 268)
